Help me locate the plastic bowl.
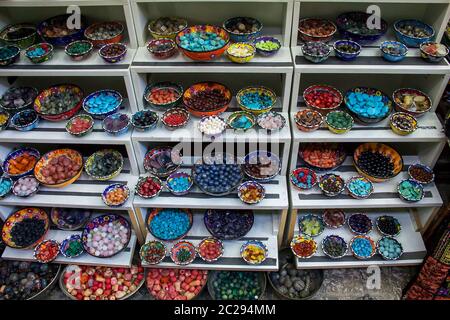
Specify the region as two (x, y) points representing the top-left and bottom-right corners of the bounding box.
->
(10, 109), (39, 131)
(298, 18), (337, 42)
(99, 43), (127, 63)
(84, 21), (124, 48)
(223, 17), (262, 43)
(333, 39), (361, 61)
(34, 84), (84, 121)
(380, 41), (408, 62)
(183, 82), (232, 117)
(82, 89), (122, 119)
(0, 45), (20, 66)
(392, 88), (432, 117)
(336, 11), (387, 45)
(0, 23), (37, 49)
(148, 17), (187, 40)
(143, 82), (183, 110)
(37, 14), (85, 46)
(394, 19), (435, 48)
(25, 42), (54, 64)
(147, 38), (177, 59)
(64, 40), (94, 61)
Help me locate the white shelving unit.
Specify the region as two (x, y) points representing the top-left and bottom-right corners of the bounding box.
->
(286, 0), (450, 269)
(129, 0), (294, 271)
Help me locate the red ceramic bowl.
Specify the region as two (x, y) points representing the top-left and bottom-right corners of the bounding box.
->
(34, 84), (83, 121)
(84, 21), (124, 48)
(175, 25), (230, 61)
(183, 82), (232, 117)
(303, 84), (343, 116)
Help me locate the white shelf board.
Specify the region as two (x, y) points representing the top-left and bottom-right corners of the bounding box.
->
(134, 175), (289, 210)
(131, 45), (292, 73)
(298, 0), (448, 3)
(132, 110), (290, 143)
(290, 155), (443, 209)
(290, 111), (445, 143)
(0, 163), (138, 210)
(142, 211), (279, 271)
(134, 0), (291, 2)
(0, 48), (136, 76)
(1, 229), (137, 268)
(0, 0), (129, 6)
(291, 46), (450, 74)
(294, 211), (426, 269)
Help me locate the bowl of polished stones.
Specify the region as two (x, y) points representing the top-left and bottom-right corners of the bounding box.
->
(376, 215), (401, 237)
(392, 88), (432, 118)
(148, 17), (187, 40)
(243, 150), (281, 182)
(298, 214), (324, 237)
(84, 21), (124, 48)
(318, 173), (345, 197)
(322, 235), (348, 259)
(34, 84), (84, 121)
(389, 112), (418, 135)
(0, 86), (38, 114)
(408, 163), (434, 185)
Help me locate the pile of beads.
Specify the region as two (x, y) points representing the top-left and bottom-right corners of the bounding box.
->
(241, 240), (267, 264)
(238, 181), (265, 204)
(60, 234), (84, 258)
(12, 176), (39, 197)
(210, 271), (263, 300)
(350, 235), (375, 259)
(346, 90), (390, 119)
(147, 268), (207, 300)
(323, 209), (346, 228)
(290, 235), (317, 258)
(83, 217), (130, 257)
(179, 31), (226, 52)
(319, 173), (345, 196)
(256, 111), (285, 130)
(348, 213), (372, 235)
(239, 90), (274, 112)
(170, 240), (196, 265)
(197, 237), (224, 262)
(346, 176), (373, 199)
(140, 240), (166, 265)
(33, 240), (59, 263)
(376, 215), (401, 237)
(322, 235), (348, 259)
(198, 116), (226, 136)
(66, 115), (93, 135)
(408, 164), (434, 184)
(0, 177), (12, 197)
(204, 209), (254, 240)
(147, 87), (180, 106)
(84, 91), (121, 115)
(0, 87), (37, 111)
(193, 162), (242, 195)
(377, 237), (403, 260)
(149, 209), (191, 241)
(398, 179), (424, 202)
(356, 150), (395, 179)
(166, 172), (193, 195)
(290, 167), (317, 189)
(298, 214), (324, 237)
(63, 264), (144, 300)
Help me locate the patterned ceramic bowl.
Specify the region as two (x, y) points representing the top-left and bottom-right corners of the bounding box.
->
(34, 84), (84, 121)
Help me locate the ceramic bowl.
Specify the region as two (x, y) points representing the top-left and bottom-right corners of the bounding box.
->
(298, 18), (337, 42)
(290, 235), (318, 259)
(25, 43), (54, 64)
(299, 143), (346, 171)
(394, 19), (434, 47)
(226, 42), (255, 63)
(392, 88), (432, 118)
(64, 40), (94, 61)
(380, 41), (408, 62)
(240, 240), (268, 264)
(84, 149), (123, 181)
(101, 112), (130, 135)
(0, 45), (20, 66)
(344, 87), (392, 124)
(290, 167), (318, 190)
(294, 109), (324, 132)
(198, 115), (227, 138)
(183, 82), (232, 117)
(147, 38), (177, 59)
(236, 86), (276, 114)
(59, 234), (84, 258)
(12, 175), (39, 198)
(33, 239), (60, 263)
(323, 209), (346, 229)
(65, 114), (94, 137)
(146, 208), (193, 241)
(420, 42), (449, 63)
(397, 179), (424, 202)
(34, 84), (84, 121)
(223, 17), (262, 43)
(0, 86), (38, 114)
(148, 17), (187, 40)
(143, 146), (181, 178)
(3, 147), (40, 179)
(161, 107), (190, 130)
(131, 110), (159, 131)
(170, 240), (197, 265)
(176, 25), (230, 61)
(346, 176), (374, 199)
(0, 23), (37, 49)
(325, 110), (354, 134)
(227, 111), (255, 132)
(301, 42), (331, 63)
(303, 85), (343, 115)
(243, 150), (281, 182)
(333, 39), (361, 61)
(197, 237), (224, 262)
(140, 240), (167, 265)
(237, 181), (266, 205)
(377, 236), (404, 260)
(50, 207), (91, 231)
(166, 171), (193, 196)
(102, 183), (130, 207)
(204, 209), (254, 240)
(375, 215), (401, 237)
(37, 14), (85, 46)
(207, 270), (266, 300)
(318, 173), (345, 197)
(298, 214), (325, 237)
(254, 36), (281, 56)
(256, 111), (286, 132)
(84, 21), (124, 48)
(350, 235), (376, 259)
(99, 43), (127, 63)
(10, 109), (39, 131)
(389, 112), (418, 135)
(135, 175), (163, 199)
(353, 143), (403, 182)
(336, 11), (387, 45)
(322, 235), (348, 259)
(348, 213), (373, 235)
(143, 82), (183, 110)
(1, 207), (49, 249)
(408, 163), (434, 185)
(82, 89), (122, 119)
(0, 176), (13, 199)
(34, 148), (83, 188)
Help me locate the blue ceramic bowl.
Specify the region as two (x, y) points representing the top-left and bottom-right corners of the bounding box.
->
(302, 42), (331, 63)
(60, 234), (84, 258)
(253, 36), (281, 57)
(37, 14), (86, 47)
(380, 41), (408, 62)
(0, 176), (13, 199)
(333, 40), (361, 61)
(223, 17), (262, 43)
(166, 171), (193, 196)
(336, 12), (388, 45)
(344, 87), (392, 124)
(82, 89), (122, 119)
(102, 112), (130, 136)
(102, 183), (130, 207)
(3, 147), (41, 179)
(99, 43), (127, 63)
(0, 45), (20, 66)
(394, 20), (434, 48)
(10, 109), (39, 131)
(420, 42), (449, 63)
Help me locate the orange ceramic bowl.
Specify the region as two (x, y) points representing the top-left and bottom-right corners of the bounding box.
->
(175, 25), (230, 61)
(183, 82), (232, 117)
(84, 21), (124, 48)
(34, 148), (83, 188)
(353, 143), (403, 183)
(2, 208), (49, 249)
(34, 84), (83, 122)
